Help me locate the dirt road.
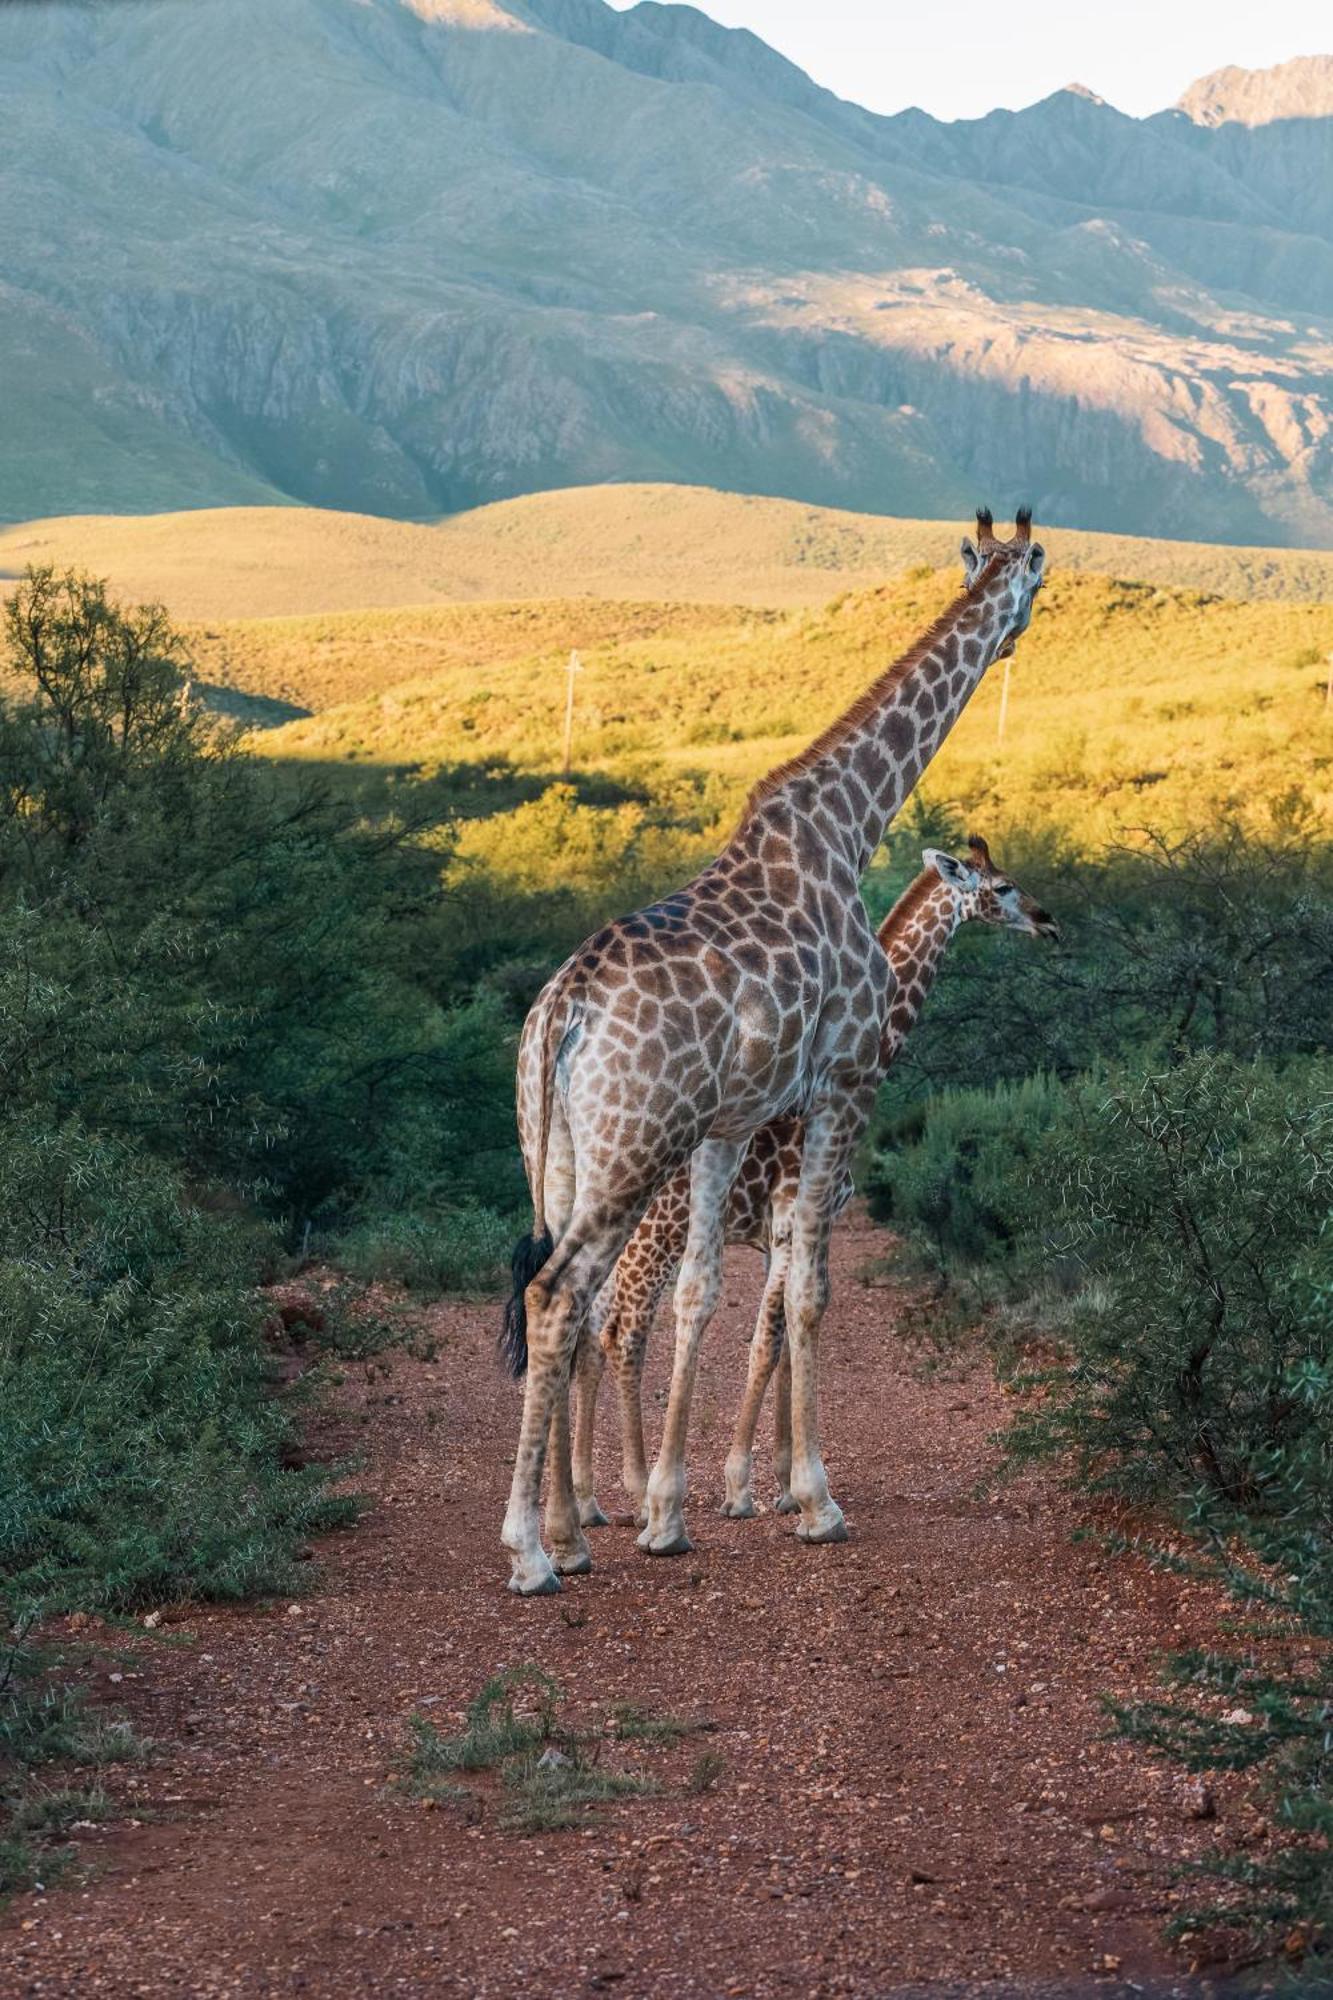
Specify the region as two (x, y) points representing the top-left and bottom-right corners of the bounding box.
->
(6, 1215), (1246, 1998)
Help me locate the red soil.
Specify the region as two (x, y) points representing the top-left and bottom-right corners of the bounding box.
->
(5, 1215), (1255, 1999)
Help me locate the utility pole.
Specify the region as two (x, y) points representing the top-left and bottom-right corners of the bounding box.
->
(561, 650), (581, 775)
(996, 656), (1012, 745)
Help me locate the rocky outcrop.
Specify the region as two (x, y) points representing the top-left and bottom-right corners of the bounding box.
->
(1177, 54), (1333, 127)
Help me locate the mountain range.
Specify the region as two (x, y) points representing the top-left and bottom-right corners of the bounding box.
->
(2, 0), (1332, 544)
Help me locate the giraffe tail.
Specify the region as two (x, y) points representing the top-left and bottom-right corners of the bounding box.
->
(500, 985), (572, 1377)
(499, 1226), (554, 1379)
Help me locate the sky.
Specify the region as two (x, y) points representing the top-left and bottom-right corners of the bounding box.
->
(606, 0), (1330, 121)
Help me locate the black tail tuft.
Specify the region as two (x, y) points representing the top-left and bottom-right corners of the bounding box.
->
(499, 1227), (554, 1379)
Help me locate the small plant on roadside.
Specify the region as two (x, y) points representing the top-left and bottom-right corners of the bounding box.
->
(0, 1681), (143, 1775)
(402, 1666), (559, 1782)
(398, 1670), (727, 1833)
(685, 1750), (726, 1795)
(0, 1638), (144, 1901)
(396, 1730), (471, 1810)
(608, 1703), (712, 1746)
(501, 1748), (654, 1834)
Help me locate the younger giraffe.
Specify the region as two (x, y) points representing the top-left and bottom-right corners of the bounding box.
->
(501, 510), (1045, 1594)
(569, 836), (1059, 1527)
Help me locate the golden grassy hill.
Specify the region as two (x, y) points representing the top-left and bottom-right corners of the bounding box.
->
(184, 599), (755, 717)
(5, 484), (1333, 624)
(255, 569), (1333, 847)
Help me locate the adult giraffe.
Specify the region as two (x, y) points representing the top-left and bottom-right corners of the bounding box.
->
(501, 509), (1045, 1594)
(568, 836), (1059, 1530)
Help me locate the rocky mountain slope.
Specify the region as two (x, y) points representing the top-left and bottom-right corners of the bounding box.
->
(1, 1), (1331, 543)
(1178, 53), (1333, 127)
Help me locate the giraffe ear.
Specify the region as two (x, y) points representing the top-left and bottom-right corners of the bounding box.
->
(960, 537), (983, 587)
(923, 847), (977, 890)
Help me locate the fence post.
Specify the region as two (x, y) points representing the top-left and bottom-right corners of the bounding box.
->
(561, 650), (581, 775)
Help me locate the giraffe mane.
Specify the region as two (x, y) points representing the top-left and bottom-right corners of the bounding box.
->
(737, 573), (999, 827)
(875, 866), (944, 946)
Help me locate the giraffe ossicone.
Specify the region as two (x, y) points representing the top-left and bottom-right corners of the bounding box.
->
(500, 511), (1046, 1595)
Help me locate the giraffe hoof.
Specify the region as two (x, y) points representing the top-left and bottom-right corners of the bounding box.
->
(507, 1566), (562, 1597)
(552, 1546), (593, 1576)
(578, 1498), (611, 1529)
(637, 1526), (694, 1557)
(795, 1508), (849, 1545)
(773, 1491), (800, 1515)
(719, 1494), (759, 1519)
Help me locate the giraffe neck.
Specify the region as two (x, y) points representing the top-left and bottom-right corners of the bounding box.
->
(738, 573), (1010, 870)
(876, 871), (966, 1065)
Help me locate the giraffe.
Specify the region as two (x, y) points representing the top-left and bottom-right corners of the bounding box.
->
(500, 509), (1046, 1594)
(566, 835), (1059, 1530)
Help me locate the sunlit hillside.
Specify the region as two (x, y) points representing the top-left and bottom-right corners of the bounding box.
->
(183, 600), (755, 718)
(6, 486), (1329, 847)
(6, 486), (1333, 624)
(253, 568), (1333, 846)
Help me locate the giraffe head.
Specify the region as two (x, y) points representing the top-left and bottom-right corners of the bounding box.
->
(959, 506), (1045, 658)
(920, 833), (1060, 940)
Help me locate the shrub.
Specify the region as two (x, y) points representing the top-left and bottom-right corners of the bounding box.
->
(0, 1118), (353, 1620)
(1002, 1055), (1332, 1509)
(865, 1072), (1066, 1271)
(0, 566), (519, 1240)
(1111, 1385), (1333, 1963)
(335, 1204), (511, 1295)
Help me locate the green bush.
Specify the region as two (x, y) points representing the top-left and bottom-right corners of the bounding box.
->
(895, 1046), (1333, 1963)
(865, 1072), (1066, 1271)
(335, 1203), (511, 1295)
(0, 1118), (353, 1619)
(1111, 1375), (1333, 1962)
(0, 566), (520, 1240)
(1003, 1055), (1332, 1509)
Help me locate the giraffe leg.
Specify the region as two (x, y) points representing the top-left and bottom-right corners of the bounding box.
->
(501, 1215), (629, 1595)
(771, 1344), (797, 1511)
(605, 1250), (675, 1526)
(545, 1359), (593, 1574)
(721, 1240), (790, 1518)
(570, 1308), (610, 1529)
(782, 1088), (876, 1547)
(610, 1317), (652, 1525)
(638, 1139), (743, 1556)
(785, 1225), (844, 1545)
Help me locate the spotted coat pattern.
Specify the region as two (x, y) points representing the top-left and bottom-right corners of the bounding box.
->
(501, 512), (1046, 1595)
(568, 839), (1059, 1525)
